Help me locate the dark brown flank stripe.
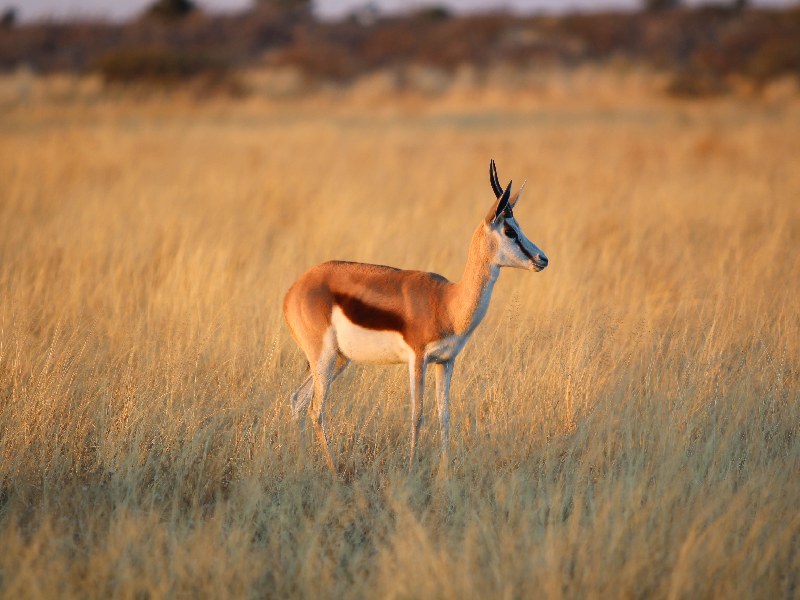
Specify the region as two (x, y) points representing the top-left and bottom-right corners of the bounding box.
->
(332, 292), (405, 333)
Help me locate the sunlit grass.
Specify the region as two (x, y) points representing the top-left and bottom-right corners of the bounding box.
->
(0, 79), (798, 598)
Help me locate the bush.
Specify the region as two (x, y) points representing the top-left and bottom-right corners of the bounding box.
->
(665, 68), (728, 98)
(411, 5), (452, 22)
(144, 0), (196, 20)
(642, 0), (681, 11)
(745, 36), (800, 86)
(93, 47), (234, 89)
(1, 7), (16, 29)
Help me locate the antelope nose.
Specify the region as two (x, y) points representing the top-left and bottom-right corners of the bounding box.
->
(535, 254), (548, 266)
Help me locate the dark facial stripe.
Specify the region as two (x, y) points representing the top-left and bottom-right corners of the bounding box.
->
(505, 221), (535, 260)
(332, 292), (405, 333)
(515, 237), (535, 261)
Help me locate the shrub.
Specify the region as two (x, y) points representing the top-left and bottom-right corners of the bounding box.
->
(1, 7), (16, 29)
(144, 0), (196, 21)
(665, 68), (728, 97)
(745, 36), (800, 86)
(93, 46), (234, 89)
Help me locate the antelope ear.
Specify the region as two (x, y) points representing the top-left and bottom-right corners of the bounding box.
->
(508, 180), (526, 210)
(485, 180), (512, 224)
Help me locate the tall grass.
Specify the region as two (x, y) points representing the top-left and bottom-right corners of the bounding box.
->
(0, 87), (799, 598)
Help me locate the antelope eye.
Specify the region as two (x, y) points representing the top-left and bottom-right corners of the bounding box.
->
(504, 225), (518, 239)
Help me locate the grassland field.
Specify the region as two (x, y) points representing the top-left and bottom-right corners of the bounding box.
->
(0, 70), (799, 598)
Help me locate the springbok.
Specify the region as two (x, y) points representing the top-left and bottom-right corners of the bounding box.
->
(283, 160), (548, 471)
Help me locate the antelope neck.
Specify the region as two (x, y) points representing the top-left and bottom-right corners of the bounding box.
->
(449, 227), (499, 336)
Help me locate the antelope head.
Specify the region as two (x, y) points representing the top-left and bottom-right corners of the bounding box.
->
(483, 160), (549, 272)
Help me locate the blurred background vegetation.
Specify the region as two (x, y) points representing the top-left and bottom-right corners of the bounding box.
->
(0, 0), (798, 98)
(2, 2), (799, 598)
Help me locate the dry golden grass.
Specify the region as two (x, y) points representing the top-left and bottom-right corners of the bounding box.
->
(1, 75), (799, 598)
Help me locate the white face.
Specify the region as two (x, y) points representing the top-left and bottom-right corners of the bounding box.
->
(489, 214), (548, 271)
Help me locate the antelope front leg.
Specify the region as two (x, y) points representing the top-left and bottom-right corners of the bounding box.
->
(433, 360), (453, 461)
(407, 355), (426, 471)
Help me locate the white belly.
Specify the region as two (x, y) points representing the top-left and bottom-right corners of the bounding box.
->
(331, 307), (412, 364)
